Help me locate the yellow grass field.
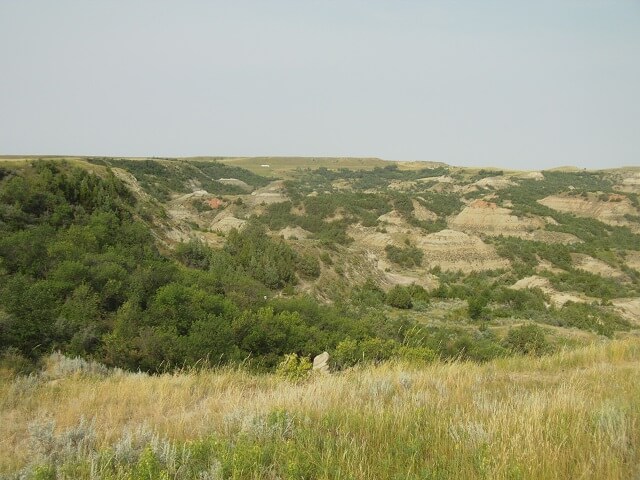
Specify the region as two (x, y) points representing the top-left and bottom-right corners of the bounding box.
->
(2, 338), (640, 479)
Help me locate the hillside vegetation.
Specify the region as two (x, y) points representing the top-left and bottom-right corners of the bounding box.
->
(1, 157), (639, 374)
(1, 156), (640, 478)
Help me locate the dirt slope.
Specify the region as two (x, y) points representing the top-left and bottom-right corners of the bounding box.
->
(571, 254), (629, 281)
(539, 193), (640, 231)
(449, 199), (545, 236)
(510, 275), (593, 307)
(415, 229), (510, 272)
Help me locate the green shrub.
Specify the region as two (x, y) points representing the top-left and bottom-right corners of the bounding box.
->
(555, 302), (630, 337)
(333, 339), (360, 368)
(386, 285), (413, 309)
(393, 194), (414, 217)
(472, 169), (504, 181)
(385, 244), (423, 268)
(276, 353), (312, 381)
(350, 280), (386, 308)
(175, 238), (211, 270)
(87, 158), (270, 200)
(225, 223), (299, 289)
(396, 345), (436, 364)
(319, 252), (333, 265)
(503, 324), (550, 355)
(491, 287), (547, 313)
(468, 295), (489, 320)
(545, 270), (639, 300)
(297, 254), (321, 279)
(191, 199), (212, 212)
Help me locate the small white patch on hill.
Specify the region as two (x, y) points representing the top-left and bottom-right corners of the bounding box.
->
(473, 176), (516, 189)
(210, 212), (246, 233)
(218, 178), (252, 191)
(363, 250), (438, 291)
(278, 226), (311, 240)
(382, 271), (438, 290)
(520, 171), (545, 181)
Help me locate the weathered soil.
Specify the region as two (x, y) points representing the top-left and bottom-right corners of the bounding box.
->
(611, 298), (640, 326)
(539, 193), (640, 231)
(278, 226), (311, 240)
(616, 172), (640, 193)
(415, 229), (510, 272)
(519, 171), (545, 181)
(571, 254), (629, 281)
(412, 200), (437, 221)
(377, 210), (410, 227)
(217, 178), (252, 191)
(510, 275), (593, 307)
(473, 176), (516, 189)
(449, 199), (545, 236)
(625, 251), (640, 273)
(246, 180), (289, 206)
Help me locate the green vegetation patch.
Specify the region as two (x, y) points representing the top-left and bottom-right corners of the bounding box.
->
(87, 158), (270, 200)
(385, 244), (424, 268)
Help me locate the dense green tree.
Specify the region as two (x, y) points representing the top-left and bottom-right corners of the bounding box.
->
(385, 244), (423, 268)
(297, 254), (321, 279)
(503, 324), (550, 355)
(468, 295), (489, 320)
(225, 223), (299, 289)
(386, 285), (413, 309)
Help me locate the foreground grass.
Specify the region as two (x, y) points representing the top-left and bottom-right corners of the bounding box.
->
(2, 339), (640, 479)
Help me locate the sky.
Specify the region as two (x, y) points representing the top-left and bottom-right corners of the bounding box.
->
(1, 1), (639, 169)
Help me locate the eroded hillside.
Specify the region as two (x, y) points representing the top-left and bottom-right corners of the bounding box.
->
(1, 156), (639, 373)
(81, 157), (640, 330)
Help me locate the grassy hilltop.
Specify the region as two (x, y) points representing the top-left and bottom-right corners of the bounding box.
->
(0, 156), (639, 478)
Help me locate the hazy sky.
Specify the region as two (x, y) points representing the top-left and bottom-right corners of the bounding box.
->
(1, 1), (638, 169)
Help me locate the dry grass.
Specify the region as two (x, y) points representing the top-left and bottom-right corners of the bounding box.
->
(216, 156), (392, 178)
(2, 339), (640, 478)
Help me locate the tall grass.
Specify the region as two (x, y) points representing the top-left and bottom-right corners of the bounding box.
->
(2, 339), (640, 479)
